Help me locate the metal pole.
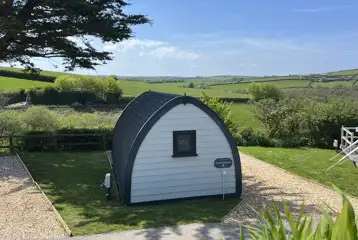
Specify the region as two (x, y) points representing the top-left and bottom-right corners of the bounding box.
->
(222, 171), (227, 200)
(222, 171), (224, 200)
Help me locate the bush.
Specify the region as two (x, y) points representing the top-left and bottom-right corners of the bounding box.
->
(54, 75), (122, 99)
(187, 82), (195, 88)
(21, 106), (59, 132)
(252, 98), (305, 138)
(0, 106), (117, 152)
(0, 111), (24, 136)
(252, 97), (358, 148)
(236, 127), (273, 147)
(248, 83), (283, 102)
(199, 92), (238, 135)
(304, 99), (358, 148)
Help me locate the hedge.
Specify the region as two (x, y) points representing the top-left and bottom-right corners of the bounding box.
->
(0, 89), (27, 106)
(0, 70), (55, 82)
(217, 97), (250, 103)
(0, 87), (133, 106)
(15, 129), (113, 152)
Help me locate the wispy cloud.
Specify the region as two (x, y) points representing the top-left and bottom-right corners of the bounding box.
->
(145, 46), (202, 60)
(193, 36), (324, 54)
(293, 5), (353, 13)
(103, 39), (202, 60)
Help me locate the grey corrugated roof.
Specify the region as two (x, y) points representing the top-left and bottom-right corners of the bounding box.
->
(112, 91), (179, 195)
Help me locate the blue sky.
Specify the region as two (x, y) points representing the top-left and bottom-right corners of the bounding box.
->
(9, 0), (358, 76)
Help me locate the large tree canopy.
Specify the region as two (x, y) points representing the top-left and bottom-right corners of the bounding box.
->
(0, 0), (150, 71)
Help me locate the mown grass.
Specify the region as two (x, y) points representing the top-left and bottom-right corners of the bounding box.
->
(21, 151), (240, 236)
(240, 147), (358, 196)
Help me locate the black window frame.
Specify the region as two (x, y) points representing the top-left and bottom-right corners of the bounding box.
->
(172, 130), (198, 158)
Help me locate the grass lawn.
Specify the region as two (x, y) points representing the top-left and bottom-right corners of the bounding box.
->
(240, 147), (358, 197)
(21, 151), (240, 236)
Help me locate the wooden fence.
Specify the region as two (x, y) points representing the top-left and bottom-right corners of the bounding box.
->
(0, 133), (112, 153)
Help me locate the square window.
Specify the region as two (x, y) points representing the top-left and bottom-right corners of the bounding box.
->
(172, 130), (197, 157)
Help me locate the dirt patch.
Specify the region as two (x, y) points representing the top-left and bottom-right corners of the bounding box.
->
(0, 155), (68, 240)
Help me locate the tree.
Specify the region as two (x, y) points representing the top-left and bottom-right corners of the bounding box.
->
(248, 83), (283, 102)
(0, 0), (150, 71)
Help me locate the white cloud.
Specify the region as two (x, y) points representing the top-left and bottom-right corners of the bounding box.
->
(104, 39), (166, 52)
(103, 39), (201, 60)
(293, 5), (353, 13)
(146, 46), (202, 60)
(18, 32), (358, 77)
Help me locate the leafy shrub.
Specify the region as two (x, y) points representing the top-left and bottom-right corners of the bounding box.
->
(248, 83), (283, 102)
(0, 111), (24, 136)
(252, 97), (358, 148)
(240, 185), (357, 240)
(187, 82), (195, 88)
(237, 127), (273, 147)
(54, 75), (121, 99)
(304, 99), (358, 148)
(286, 86), (358, 103)
(109, 74), (119, 80)
(21, 106), (59, 132)
(252, 98), (305, 138)
(199, 92), (238, 134)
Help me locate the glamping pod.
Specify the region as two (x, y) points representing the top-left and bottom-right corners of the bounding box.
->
(111, 91), (242, 205)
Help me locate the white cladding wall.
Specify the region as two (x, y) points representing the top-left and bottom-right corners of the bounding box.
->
(131, 103), (236, 203)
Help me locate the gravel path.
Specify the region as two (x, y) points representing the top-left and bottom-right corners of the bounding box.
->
(0, 155), (68, 240)
(224, 152), (358, 225)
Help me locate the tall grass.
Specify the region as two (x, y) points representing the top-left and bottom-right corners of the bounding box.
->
(0, 106), (119, 135)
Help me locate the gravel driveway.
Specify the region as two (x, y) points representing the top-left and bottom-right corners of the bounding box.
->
(0, 155), (68, 240)
(223, 152), (358, 225)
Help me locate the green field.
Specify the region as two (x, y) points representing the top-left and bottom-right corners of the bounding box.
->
(0, 76), (52, 90)
(313, 81), (355, 87)
(210, 79), (310, 92)
(0, 67), (71, 78)
(118, 80), (249, 98)
(240, 147), (358, 196)
(21, 151), (240, 236)
(231, 103), (260, 129)
(241, 75), (302, 83)
(1, 66), (358, 97)
(328, 69), (358, 76)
